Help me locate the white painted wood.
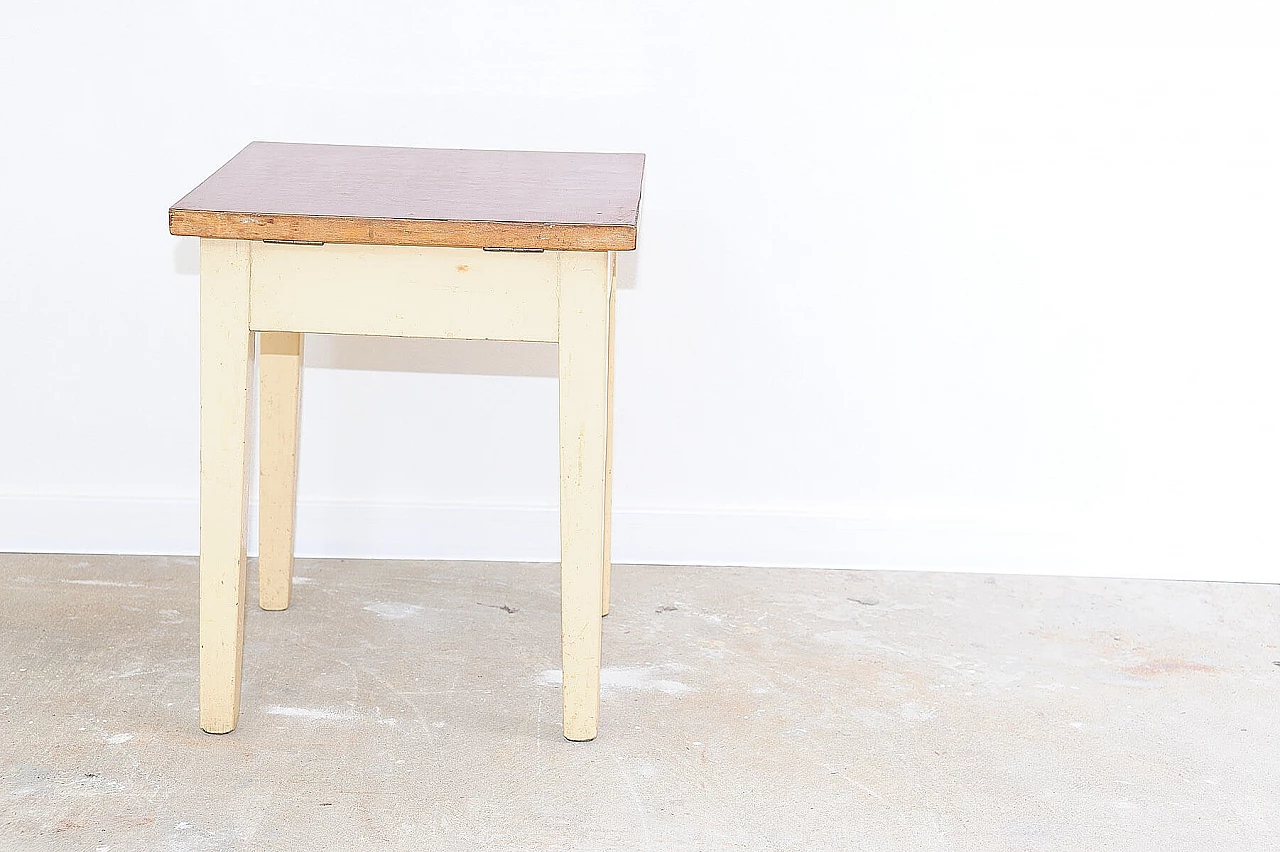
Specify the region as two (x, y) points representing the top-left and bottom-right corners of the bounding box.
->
(198, 238), (255, 734)
(248, 242), (559, 342)
(257, 331), (304, 611)
(602, 252), (617, 617)
(556, 251), (611, 741)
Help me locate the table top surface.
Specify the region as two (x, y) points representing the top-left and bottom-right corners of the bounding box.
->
(170, 142), (645, 251)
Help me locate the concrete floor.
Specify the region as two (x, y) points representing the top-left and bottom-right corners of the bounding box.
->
(2, 555), (1278, 851)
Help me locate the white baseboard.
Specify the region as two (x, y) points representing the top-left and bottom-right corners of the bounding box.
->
(0, 494), (1274, 583)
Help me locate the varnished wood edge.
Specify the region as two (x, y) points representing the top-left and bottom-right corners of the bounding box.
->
(169, 209), (637, 251)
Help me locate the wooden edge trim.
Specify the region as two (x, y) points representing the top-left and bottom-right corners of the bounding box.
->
(170, 209), (637, 251)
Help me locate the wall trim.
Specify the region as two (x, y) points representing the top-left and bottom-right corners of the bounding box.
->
(0, 493), (1273, 584)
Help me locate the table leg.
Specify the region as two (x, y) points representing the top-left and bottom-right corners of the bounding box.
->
(558, 251), (610, 741)
(198, 238), (254, 734)
(258, 331), (304, 611)
(602, 253), (617, 617)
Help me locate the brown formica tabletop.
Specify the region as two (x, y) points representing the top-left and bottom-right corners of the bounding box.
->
(169, 142), (645, 251)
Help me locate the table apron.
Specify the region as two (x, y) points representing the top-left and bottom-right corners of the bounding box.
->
(244, 240), (567, 342)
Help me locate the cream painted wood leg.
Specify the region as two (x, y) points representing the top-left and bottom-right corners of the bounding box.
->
(558, 251), (610, 742)
(602, 253), (617, 617)
(257, 331), (304, 611)
(198, 238), (255, 734)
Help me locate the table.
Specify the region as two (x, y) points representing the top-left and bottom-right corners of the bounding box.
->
(170, 141), (644, 740)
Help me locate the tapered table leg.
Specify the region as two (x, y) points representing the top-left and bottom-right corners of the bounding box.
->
(198, 238), (255, 734)
(257, 331), (304, 611)
(557, 251), (610, 742)
(602, 253), (617, 617)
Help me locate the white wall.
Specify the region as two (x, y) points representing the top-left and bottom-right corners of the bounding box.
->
(3, 2), (1279, 582)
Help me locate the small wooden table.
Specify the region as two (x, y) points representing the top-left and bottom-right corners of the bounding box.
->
(170, 141), (644, 741)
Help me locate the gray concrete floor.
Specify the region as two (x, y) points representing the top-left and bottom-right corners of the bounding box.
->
(2, 555), (1278, 851)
